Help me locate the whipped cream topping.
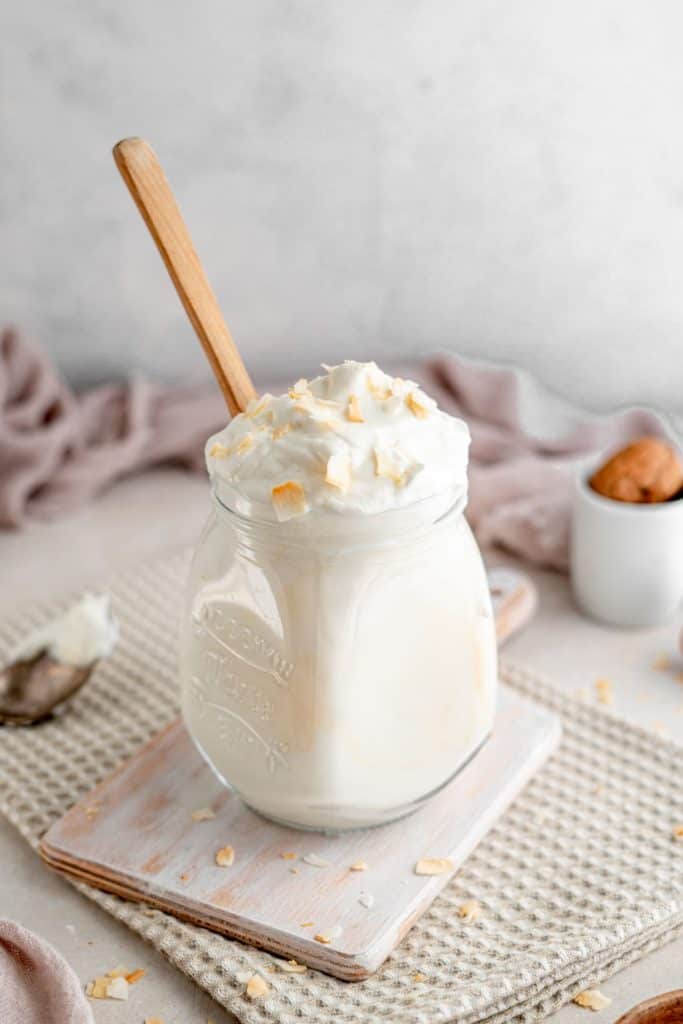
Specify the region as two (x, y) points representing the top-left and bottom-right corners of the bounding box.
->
(206, 361), (470, 521)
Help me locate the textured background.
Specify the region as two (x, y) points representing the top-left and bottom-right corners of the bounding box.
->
(2, 0), (683, 411)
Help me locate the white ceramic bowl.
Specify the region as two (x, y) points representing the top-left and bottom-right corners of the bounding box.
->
(570, 464), (683, 627)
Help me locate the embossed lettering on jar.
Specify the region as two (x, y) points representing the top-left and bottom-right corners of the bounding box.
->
(180, 493), (496, 830)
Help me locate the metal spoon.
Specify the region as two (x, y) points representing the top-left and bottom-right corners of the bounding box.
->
(0, 653), (96, 726)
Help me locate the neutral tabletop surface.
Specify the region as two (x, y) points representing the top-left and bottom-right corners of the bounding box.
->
(1, 468), (682, 1023)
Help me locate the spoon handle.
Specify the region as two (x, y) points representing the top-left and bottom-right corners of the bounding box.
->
(113, 137), (256, 417)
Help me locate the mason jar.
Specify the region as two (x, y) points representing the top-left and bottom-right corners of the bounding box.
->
(179, 481), (497, 831)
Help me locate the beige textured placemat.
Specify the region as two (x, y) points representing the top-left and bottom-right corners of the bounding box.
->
(1, 549), (683, 1024)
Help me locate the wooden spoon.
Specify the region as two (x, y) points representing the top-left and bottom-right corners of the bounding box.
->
(113, 137), (256, 416)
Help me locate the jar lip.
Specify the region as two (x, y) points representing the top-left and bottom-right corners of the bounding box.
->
(210, 478), (467, 536)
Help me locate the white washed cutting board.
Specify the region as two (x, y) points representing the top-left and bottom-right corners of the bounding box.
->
(40, 683), (559, 980)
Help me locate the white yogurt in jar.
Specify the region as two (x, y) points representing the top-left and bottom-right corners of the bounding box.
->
(180, 361), (497, 829)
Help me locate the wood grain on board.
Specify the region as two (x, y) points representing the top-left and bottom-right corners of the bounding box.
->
(40, 685), (559, 979)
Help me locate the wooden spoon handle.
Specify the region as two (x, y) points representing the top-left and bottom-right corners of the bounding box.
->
(113, 137), (256, 417)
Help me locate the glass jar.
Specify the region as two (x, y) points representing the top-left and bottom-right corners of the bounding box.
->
(179, 484), (497, 831)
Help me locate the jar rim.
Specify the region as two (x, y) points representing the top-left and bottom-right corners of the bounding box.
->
(209, 477), (467, 544)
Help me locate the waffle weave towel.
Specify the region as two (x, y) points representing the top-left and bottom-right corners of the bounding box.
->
(1, 550), (682, 1023)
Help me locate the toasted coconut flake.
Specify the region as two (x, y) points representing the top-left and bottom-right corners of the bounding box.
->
(125, 968), (145, 984)
(349, 860), (369, 872)
(415, 857), (454, 876)
(595, 678), (613, 705)
(672, 824), (683, 840)
(325, 453), (352, 493)
(145, 1019), (165, 1024)
(246, 974), (269, 999)
(412, 972), (427, 983)
(273, 422), (292, 441)
(90, 977), (110, 999)
(315, 924), (342, 944)
(106, 976), (129, 1000)
(106, 965), (128, 978)
(652, 653), (671, 670)
(573, 989), (612, 1011)
(366, 373), (391, 400)
(271, 481), (309, 521)
(278, 959), (308, 974)
(215, 845), (235, 867)
(303, 852), (330, 868)
(292, 395), (341, 425)
(245, 394), (273, 418)
(289, 378), (310, 399)
(300, 920), (314, 927)
(208, 442), (232, 458)
(280, 851), (298, 860)
(191, 807), (216, 822)
(406, 391), (433, 419)
(346, 394), (364, 422)
(373, 447), (405, 486)
(458, 898), (482, 923)
(88, 972), (134, 1000)
(234, 434), (254, 456)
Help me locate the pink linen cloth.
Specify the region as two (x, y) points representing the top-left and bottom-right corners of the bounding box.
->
(0, 919), (93, 1024)
(414, 357), (676, 569)
(0, 326), (225, 527)
(0, 326), (677, 569)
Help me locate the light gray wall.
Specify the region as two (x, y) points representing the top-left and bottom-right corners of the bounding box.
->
(2, 1), (683, 412)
